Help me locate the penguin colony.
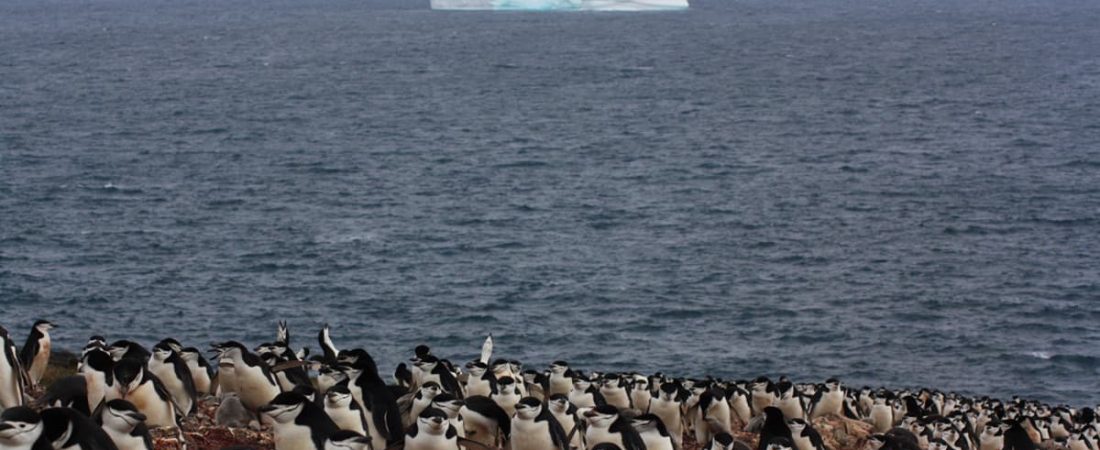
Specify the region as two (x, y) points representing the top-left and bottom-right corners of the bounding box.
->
(0, 320), (1093, 450)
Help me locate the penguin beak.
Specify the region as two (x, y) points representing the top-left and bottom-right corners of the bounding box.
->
(0, 423), (12, 432)
(258, 404), (277, 414)
(128, 412), (147, 422)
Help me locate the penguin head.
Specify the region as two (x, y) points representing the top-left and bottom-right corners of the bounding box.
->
(549, 361), (570, 374)
(86, 335), (107, 348)
(326, 384), (352, 406)
(632, 377), (649, 392)
(414, 345), (432, 360)
(573, 378), (592, 391)
(466, 361), (487, 376)
(787, 418), (808, 435)
(825, 378), (841, 392)
(431, 393), (464, 416)
(318, 365), (348, 387)
(416, 408), (450, 435)
(414, 355), (440, 372)
(101, 399), (146, 433)
(325, 430), (373, 450)
(509, 360), (523, 373)
(178, 347), (202, 364)
(113, 358), (146, 396)
(419, 381), (443, 399)
(583, 405), (620, 427)
(631, 414), (669, 436)
(659, 380), (679, 400)
(151, 341), (175, 361)
(159, 338), (183, 353)
(766, 438), (794, 450)
(107, 340), (137, 361)
(259, 393), (309, 424)
(254, 342), (277, 355)
(0, 407), (43, 447)
(80, 348), (114, 377)
(548, 394), (571, 413)
(515, 397), (543, 420)
(522, 370), (541, 385)
(33, 320), (56, 333)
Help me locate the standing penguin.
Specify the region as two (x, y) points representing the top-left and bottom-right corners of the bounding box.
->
(751, 378), (777, 417)
(694, 387), (733, 445)
(774, 379), (804, 421)
(870, 395), (895, 433)
(110, 358), (179, 429)
(460, 395), (511, 448)
(493, 377), (524, 417)
(98, 399), (153, 450)
(324, 384), (367, 435)
(599, 376), (631, 411)
(0, 326), (26, 410)
(338, 349), (404, 450)
(632, 414), (674, 450)
(548, 362), (575, 397)
(648, 381), (683, 450)
(177, 348), (215, 397)
(212, 341), (281, 413)
(415, 357), (463, 397)
(260, 392), (340, 450)
(406, 408), (460, 450)
(629, 376), (652, 413)
(464, 362), (497, 398)
(146, 341), (197, 416)
(786, 419), (826, 450)
(747, 407), (792, 450)
(807, 379), (844, 420)
(726, 385), (753, 428)
(19, 320), (54, 388)
(582, 405), (646, 450)
(547, 394), (583, 450)
(512, 397), (569, 450)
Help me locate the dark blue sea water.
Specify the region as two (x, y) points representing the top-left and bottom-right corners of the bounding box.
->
(3, 0), (1100, 405)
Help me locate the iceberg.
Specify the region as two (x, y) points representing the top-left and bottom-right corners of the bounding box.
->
(430, 0), (689, 11)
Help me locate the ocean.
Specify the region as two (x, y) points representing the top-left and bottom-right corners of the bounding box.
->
(2, 0), (1099, 405)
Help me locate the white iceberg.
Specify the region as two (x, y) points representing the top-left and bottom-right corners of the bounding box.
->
(430, 0), (688, 11)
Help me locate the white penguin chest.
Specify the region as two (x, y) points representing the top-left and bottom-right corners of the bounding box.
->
(512, 418), (554, 450)
(406, 431), (458, 450)
(273, 422), (315, 450)
(585, 425), (623, 449)
(649, 400), (682, 431)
